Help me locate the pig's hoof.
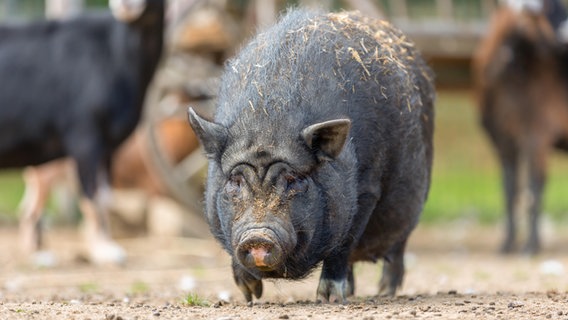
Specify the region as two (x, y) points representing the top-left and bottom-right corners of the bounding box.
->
(235, 274), (263, 303)
(88, 238), (126, 265)
(316, 278), (347, 303)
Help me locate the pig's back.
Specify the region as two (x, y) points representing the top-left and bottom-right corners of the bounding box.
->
(216, 9), (433, 168)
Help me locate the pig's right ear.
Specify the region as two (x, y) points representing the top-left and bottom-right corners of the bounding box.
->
(302, 119), (351, 162)
(187, 107), (228, 156)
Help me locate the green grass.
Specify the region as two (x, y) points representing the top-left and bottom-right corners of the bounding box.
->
(422, 90), (568, 224)
(0, 170), (24, 218)
(78, 282), (99, 293)
(129, 281), (150, 295)
(181, 293), (210, 307)
(0, 169), (76, 223)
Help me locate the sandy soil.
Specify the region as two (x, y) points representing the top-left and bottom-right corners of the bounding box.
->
(2, 221), (568, 319)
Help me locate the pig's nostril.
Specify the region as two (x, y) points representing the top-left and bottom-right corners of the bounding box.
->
(237, 238), (282, 271)
(249, 246), (271, 267)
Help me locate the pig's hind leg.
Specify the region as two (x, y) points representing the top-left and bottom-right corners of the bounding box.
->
(346, 263), (355, 296)
(378, 238), (407, 296)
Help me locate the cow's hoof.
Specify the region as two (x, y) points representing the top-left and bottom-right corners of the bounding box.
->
(88, 238), (126, 265)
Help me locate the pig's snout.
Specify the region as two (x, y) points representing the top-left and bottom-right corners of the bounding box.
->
(237, 234), (283, 271)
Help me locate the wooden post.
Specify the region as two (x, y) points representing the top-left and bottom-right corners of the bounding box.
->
(300, 0), (332, 10)
(389, 0), (408, 20)
(343, 0), (385, 19)
(0, 0), (18, 19)
(255, 0), (277, 29)
(45, 0), (84, 19)
(437, 0), (454, 22)
(481, 0), (497, 18)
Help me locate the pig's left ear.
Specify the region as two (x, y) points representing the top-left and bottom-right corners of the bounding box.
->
(302, 119), (351, 162)
(187, 107), (228, 156)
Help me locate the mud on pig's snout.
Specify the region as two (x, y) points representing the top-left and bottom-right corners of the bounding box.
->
(236, 229), (286, 271)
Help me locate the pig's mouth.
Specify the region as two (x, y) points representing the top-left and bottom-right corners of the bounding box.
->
(235, 227), (292, 273)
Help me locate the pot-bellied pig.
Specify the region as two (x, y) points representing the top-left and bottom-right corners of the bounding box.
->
(188, 9), (435, 303)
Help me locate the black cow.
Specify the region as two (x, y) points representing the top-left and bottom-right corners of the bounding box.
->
(0, 0), (164, 264)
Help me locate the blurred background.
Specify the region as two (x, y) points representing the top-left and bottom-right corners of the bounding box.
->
(0, 0), (567, 235)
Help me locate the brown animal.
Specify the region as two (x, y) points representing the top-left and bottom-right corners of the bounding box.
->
(112, 117), (199, 194)
(472, 2), (568, 254)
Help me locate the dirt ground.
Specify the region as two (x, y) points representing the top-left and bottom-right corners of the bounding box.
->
(2, 221), (568, 319)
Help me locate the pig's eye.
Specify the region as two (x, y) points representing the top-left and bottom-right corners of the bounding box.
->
(285, 175), (308, 193)
(225, 175), (244, 194)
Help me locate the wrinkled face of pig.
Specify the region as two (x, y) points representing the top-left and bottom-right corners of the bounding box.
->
(224, 161), (309, 273)
(188, 108), (351, 278)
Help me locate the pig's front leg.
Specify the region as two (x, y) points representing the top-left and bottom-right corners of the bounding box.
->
(316, 250), (350, 303)
(317, 192), (379, 303)
(232, 260), (263, 303)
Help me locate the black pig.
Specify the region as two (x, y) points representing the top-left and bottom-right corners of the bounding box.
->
(188, 9), (435, 303)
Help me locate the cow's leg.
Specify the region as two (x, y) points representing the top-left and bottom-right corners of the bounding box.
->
(79, 195), (126, 264)
(523, 144), (548, 255)
(497, 144), (519, 254)
(73, 142), (125, 265)
(18, 166), (48, 256)
(18, 159), (71, 257)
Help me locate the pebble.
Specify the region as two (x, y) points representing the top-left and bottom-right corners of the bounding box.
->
(218, 291), (231, 302)
(69, 299), (82, 305)
(507, 301), (524, 308)
(539, 260), (565, 276)
(178, 275), (196, 291)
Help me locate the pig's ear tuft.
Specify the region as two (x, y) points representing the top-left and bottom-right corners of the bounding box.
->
(301, 119), (351, 162)
(187, 107), (228, 156)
